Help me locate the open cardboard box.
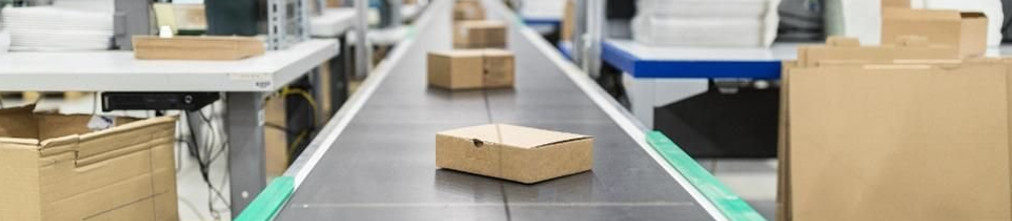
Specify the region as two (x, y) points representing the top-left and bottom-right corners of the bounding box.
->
(436, 124), (593, 184)
(0, 105), (179, 220)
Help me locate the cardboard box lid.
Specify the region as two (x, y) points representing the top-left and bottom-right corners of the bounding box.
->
(428, 49), (485, 58)
(482, 49), (512, 57)
(457, 20), (507, 29)
(438, 124), (590, 149)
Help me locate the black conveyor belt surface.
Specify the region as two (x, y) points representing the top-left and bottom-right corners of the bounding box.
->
(275, 1), (716, 220)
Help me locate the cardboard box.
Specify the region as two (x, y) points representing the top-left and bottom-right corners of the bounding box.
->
(133, 36), (265, 60)
(453, 20), (507, 49)
(453, 0), (485, 21)
(265, 94), (288, 180)
(435, 124), (593, 184)
(779, 40), (1012, 220)
(0, 105), (179, 221)
(784, 61), (1011, 221)
(882, 6), (988, 58)
(427, 49), (514, 90)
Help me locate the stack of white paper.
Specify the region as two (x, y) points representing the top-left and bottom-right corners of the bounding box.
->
(1, 6), (113, 51)
(632, 0), (781, 47)
(520, 0), (566, 19)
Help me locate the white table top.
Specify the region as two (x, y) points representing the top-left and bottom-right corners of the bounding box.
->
(606, 39), (802, 61)
(311, 8), (357, 38)
(609, 39), (1012, 61)
(346, 26), (411, 46)
(0, 39), (339, 92)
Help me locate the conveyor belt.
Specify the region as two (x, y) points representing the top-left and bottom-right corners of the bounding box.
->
(273, 1), (721, 220)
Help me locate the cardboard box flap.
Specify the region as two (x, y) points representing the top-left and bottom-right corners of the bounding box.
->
(884, 8), (963, 21)
(496, 124), (590, 149)
(437, 124), (503, 145)
(429, 49), (485, 58)
(438, 124), (591, 149)
(458, 20), (507, 28)
(482, 49), (512, 57)
(0, 104), (38, 139)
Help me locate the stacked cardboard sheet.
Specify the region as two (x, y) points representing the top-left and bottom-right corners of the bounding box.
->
(631, 0), (781, 47)
(779, 36), (1012, 221)
(1, 6), (113, 51)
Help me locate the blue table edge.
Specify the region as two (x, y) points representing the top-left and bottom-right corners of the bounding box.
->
(601, 40), (782, 79)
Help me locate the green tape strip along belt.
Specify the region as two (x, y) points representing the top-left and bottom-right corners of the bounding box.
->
(233, 133), (763, 221)
(234, 176), (295, 221)
(646, 131), (766, 221)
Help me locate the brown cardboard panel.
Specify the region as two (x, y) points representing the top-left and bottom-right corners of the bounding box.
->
(795, 36), (962, 68)
(482, 49), (515, 88)
(0, 105), (38, 138)
(453, 20), (507, 49)
(436, 124), (593, 184)
(453, 1), (485, 21)
(786, 63), (1011, 221)
(882, 8), (988, 58)
(0, 108), (178, 221)
(428, 50), (485, 89)
(265, 95), (289, 180)
(427, 49), (513, 90)
(561, 0), (575, 41)
(775, 61), (796, 221)
(881, 0), (910, 8)
(133, 36), (266, 60)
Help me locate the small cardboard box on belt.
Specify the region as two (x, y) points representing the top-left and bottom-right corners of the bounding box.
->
(427, 49), (514, 90)
(453, 20), (507, 49)
(0, 105), (179, 221)
(436, 124), (593, 184)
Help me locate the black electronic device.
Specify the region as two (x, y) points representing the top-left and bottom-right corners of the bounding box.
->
(101, 92), (220, 112)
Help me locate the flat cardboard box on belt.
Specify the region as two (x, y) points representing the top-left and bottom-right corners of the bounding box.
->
(0, 105), (179, 221)
(777, 38), (1012, 221)
(453, 20), (507, 49)
(427, 49), (514, 90)
(436, 124), (593, 184)
(881, 0), (988, 58)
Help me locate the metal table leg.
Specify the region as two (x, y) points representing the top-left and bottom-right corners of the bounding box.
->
(226, 92), (267, 216)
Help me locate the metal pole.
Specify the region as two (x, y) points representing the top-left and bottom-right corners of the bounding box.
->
(584, 0), (604, 78)
(389, 0), (403, 28)
(354, 0), (369, 78)
(572, 0), (587, 67)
